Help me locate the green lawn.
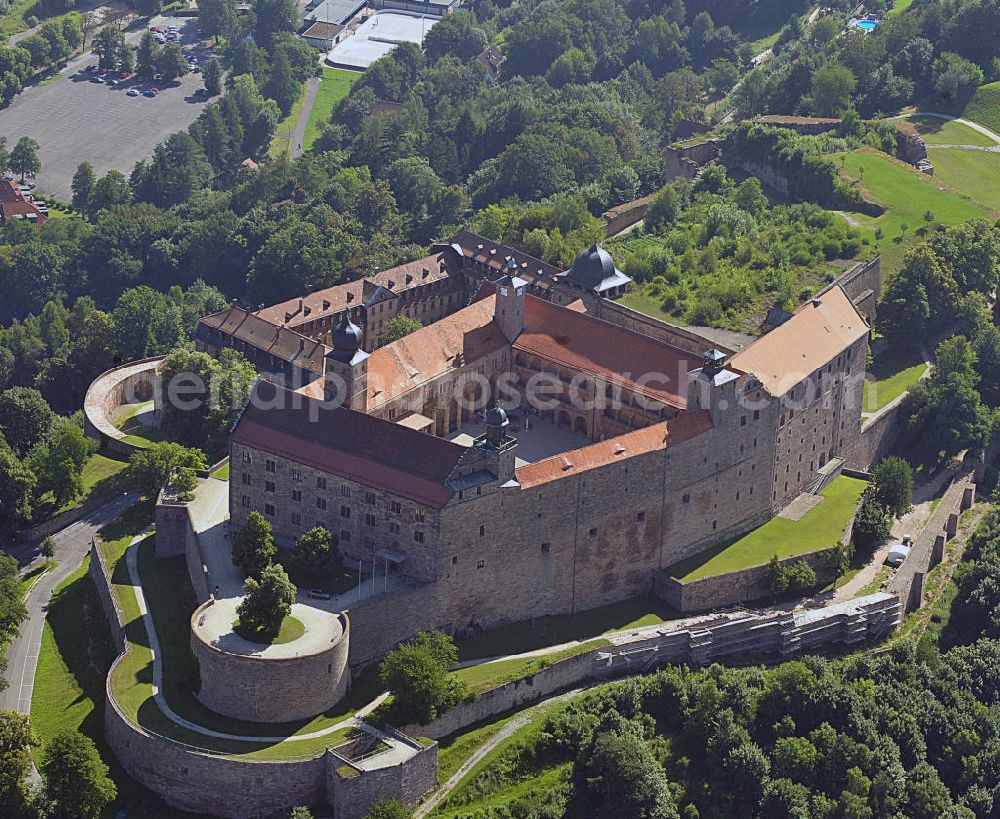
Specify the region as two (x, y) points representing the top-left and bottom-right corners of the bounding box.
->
(927, 147), (1000, 212)
(454, 593), (679, 662)
(270, 79), (309, 158)
(114, 401), (165, 448)
(453, 639), (609, 695)
(103, 535), (382, 760)
(234, 614), (305, 645)
(962, 82), (1000, 136)
(835, 148), (993, 274)
(863, 346), (928, 413)
(29, 559), (198, 818)
(211, 461), (230, 481)
(303, 67), (359, 151)
(902, 115), (997, 147)
(887, 0), (917, 15)
(669, 475), (868, 581)
(33, 452), (128, 520)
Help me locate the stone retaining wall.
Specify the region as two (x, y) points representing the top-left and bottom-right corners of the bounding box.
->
(889, 470), (976, 612)
(850, 404), (903, 470)
(191, 601), (352, 723)
(592, 299), (735, 355)
(87, 545), (126, 653)
(602, 193), (656, 237)
(655, 547), (840, 613)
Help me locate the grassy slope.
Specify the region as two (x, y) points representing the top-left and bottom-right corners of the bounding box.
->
(454, 593), (679, 662)
(835, 148), (993, 274)
(303, 67), (358, 150)
(927, 148), (1000, 213)
(670, 475), (868, 581)
(962, 82), (1000, 135)
(863, 346), (928, 412)
(903, 115), (997, 146)
(453, 639), (609, 695)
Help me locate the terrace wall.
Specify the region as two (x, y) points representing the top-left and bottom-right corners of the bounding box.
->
(82, 357), (163, 458)
(87, 545), (126, 654)
(654, 546), (840, 613)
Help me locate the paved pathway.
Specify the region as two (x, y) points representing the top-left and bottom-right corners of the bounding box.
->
(889, 112), (1000, 146)
(0, 492), (138, 714)
(291, 75), (320, 158)
(122, 534), (387, 743)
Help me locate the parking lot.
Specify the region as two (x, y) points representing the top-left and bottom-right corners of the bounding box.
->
(0, 15), (220, 201)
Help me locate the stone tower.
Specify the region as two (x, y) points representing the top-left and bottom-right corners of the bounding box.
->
(477, 404), (518, 482)
(324, 315), (369, 411)
(686, 349), (740, 425)
(494, 257), (527, 342)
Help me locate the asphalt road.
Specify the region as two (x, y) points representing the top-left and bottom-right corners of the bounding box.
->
(0, 14), (219, 201)
(0, 491), (138, 715)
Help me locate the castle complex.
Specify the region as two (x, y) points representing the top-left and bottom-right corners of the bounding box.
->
(197, 232), (875, 643)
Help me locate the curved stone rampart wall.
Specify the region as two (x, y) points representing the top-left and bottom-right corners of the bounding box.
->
(191, 601), (352, 723)
(103, 674), (329, 818)
(83, 357), (163, 457)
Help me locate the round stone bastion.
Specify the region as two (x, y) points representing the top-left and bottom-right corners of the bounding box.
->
(190, 598), (350, 723)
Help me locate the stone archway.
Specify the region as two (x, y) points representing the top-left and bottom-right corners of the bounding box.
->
(557, 410), (571, 428)
(574, 415), (588, 437)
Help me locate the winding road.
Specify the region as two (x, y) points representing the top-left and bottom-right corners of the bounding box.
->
(0, 492), (138, 715)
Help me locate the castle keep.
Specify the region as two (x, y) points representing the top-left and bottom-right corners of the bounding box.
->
(200, 234), (872, 645)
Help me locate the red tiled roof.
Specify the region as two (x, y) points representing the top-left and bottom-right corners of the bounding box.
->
(198, 305), (329, 374)
(514, 296), (697, 408)
(0, 180), (46, 224)
(516, 410), (713, 488)
(367, 296), (508, 409)
(730, 286), (869, 396)
(233, 380), (465, 508)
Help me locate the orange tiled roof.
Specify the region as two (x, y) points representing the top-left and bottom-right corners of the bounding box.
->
(366, 296), (508, 409)
(514, 296), (697, 409)
(516, 410), (713, 488)
(0, 180), (46, 223)
(730, 286), (869, 396)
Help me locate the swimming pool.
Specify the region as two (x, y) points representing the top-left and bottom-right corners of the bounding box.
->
(855, 19), (878, 31)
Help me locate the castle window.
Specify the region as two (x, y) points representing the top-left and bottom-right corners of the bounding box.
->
(341, 530), (351, 542)
(414, 510), (425, 523)
(365, 513), (376, 526)
(712, 520), (717, 530)
(414, 531), (424, 543)
(342, 485), (351, 497)
(753, 409), (760, 421)
(452, 555), (458, 564)
(389, 522), (400, 535)
(541, 542), (550, 553)
(292, 489), (302, 502)
(317, 497), (327, 510)
(266, 459), (275, 473)
(290, 469), (301, 482)
(682, 494), (690, 504)
(242, 451), (252, 463)
(390, 501), (402, 514)
(317, 477), (327, 490)
(241, 495), (251, 507)
(242, 473), (252, 486)
(479, 525), (485, 536)
(366, 492), (377, 505)
(264, 503), (275, 517)
(291, 513), (301, 526)
(589, 527), (597, 538)
(341, 505), (350, 519)
(265, 481), (275, 493)
(740, 415), (746, 426)
(477, 560), (485, 569)
(637, 510), (646, 522)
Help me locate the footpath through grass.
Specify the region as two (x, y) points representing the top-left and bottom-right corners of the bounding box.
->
(863, 345), (928, 413)
(669, 475), (867, 581)
(303, 67), (359, 150)
(835, 148), (992, 274)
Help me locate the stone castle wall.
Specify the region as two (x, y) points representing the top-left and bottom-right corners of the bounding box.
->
(655, 547), (840, 613)
(87, 546), (126, 654)
(849, 406), (904, 471)
(330, 734), (438, 819)
(819, 256), (881, 325)
(191, 601), (352, 724)
(593, 299), (735, 354)
(602, 193), (657, 237)
(82, 357), (163, 458)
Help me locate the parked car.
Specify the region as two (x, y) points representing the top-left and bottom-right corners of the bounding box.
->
(192, 65), (201, 73)
(126, 88), (141, 96)
(307, 589), (332, 600)
(143, 88), (158, 97)
(89, 76), (103, 83)
(886, 544), (911, 567)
